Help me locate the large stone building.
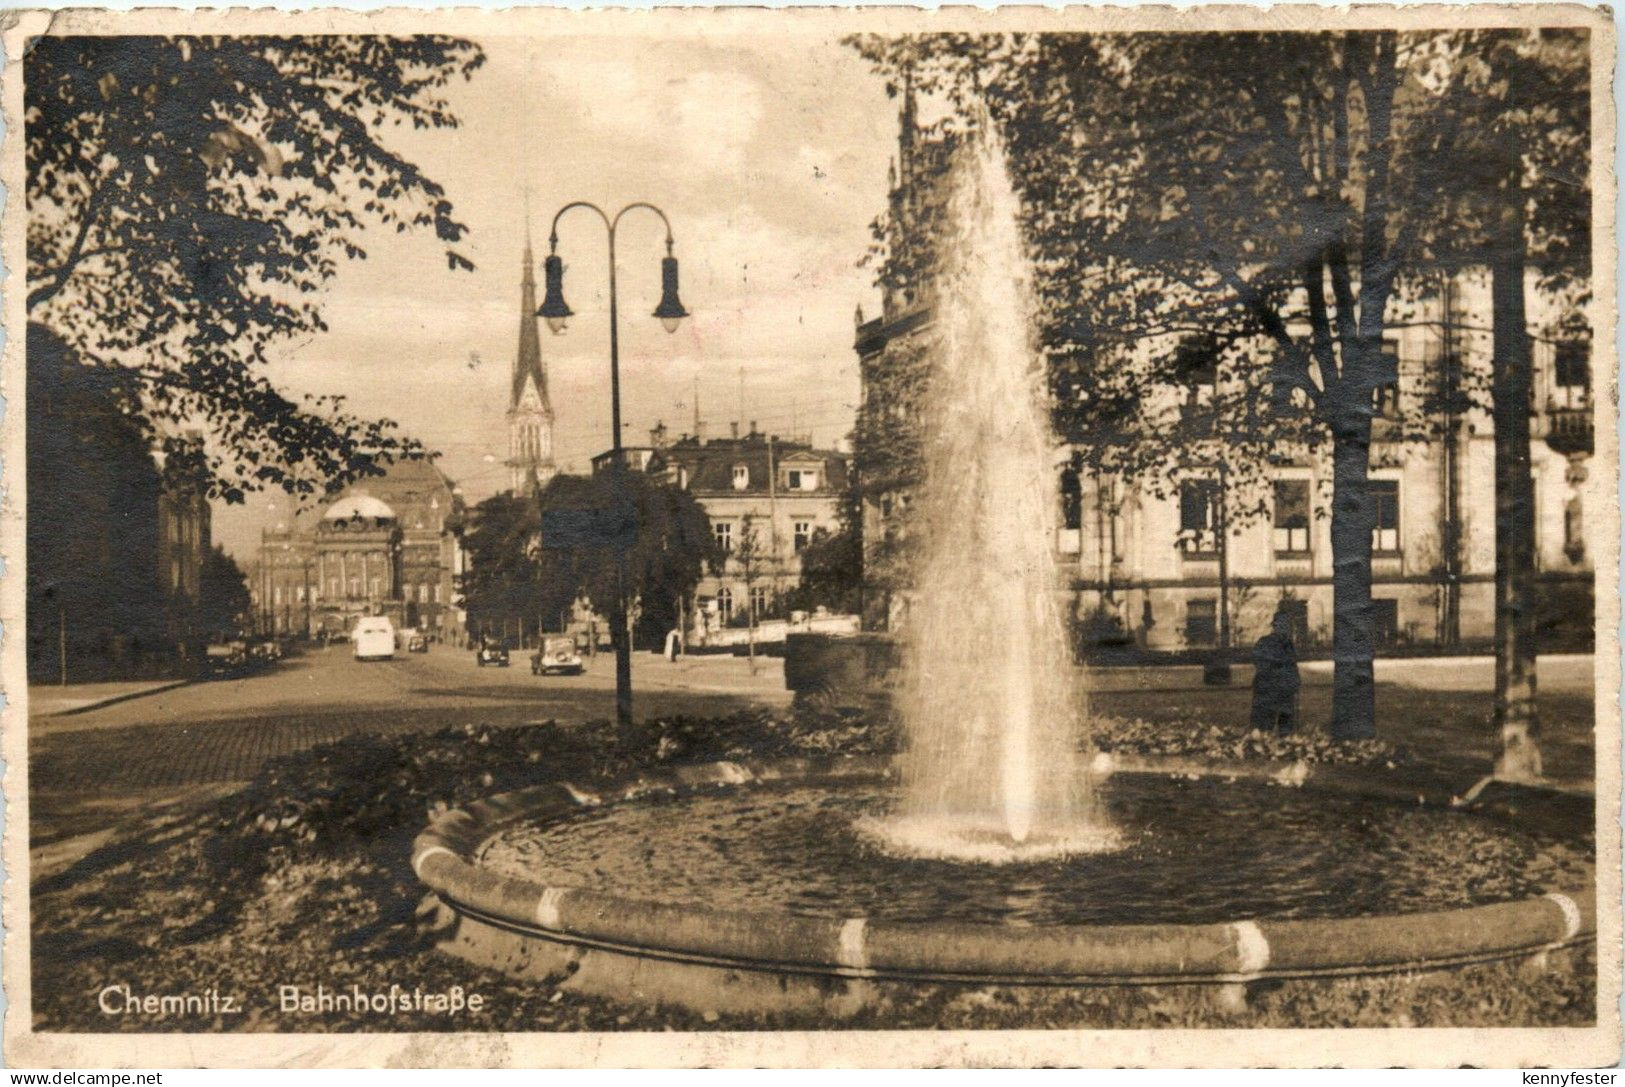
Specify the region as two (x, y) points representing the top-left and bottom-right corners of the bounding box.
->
(595, 423), (850, 632)
(856, 93), (1595, 655)
(254, 458), (464, 640)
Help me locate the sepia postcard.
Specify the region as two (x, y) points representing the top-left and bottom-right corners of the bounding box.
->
(1, 4), (1619, 1069)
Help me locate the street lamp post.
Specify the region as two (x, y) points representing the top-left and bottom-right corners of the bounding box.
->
(538, 201), (688, 728)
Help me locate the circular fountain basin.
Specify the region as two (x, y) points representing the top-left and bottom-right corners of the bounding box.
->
(413, 755), (1594, 1017)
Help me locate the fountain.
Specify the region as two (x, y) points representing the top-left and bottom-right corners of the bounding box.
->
(877, 115), (1115, 862)
(412, 120), (1594, 1019)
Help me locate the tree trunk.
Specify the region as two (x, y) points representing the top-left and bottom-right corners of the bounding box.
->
(1491, 197), (1542, 782)
(1328, 413), (1377, 740)
(746, 581), (758, 674)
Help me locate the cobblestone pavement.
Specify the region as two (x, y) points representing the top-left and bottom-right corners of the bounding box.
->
(28, 645), (1596, 858)
(29, 644), (784, 794)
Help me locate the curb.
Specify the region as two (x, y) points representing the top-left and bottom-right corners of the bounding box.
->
(415, 755), (1595, 990)
(41, 678), (193, 717)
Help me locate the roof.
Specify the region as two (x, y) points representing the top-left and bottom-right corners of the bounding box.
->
(262, 457), (462, 545)
(511, 241), (552, 414)
(650, 434), (848, 495)
(324, 495), (395, 521)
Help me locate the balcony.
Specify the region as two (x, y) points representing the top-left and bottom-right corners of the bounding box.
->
(1543, 391), (1593, 457)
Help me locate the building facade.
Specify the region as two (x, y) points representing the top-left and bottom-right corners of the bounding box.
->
(254, 458), (465, 640)
(508, 239), (558, 494)
(25, 323), (214, 680)
(595, 423), (850, 634)
(856, 101), (1595, 655)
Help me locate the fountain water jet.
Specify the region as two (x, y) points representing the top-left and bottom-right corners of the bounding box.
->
(874, 117), (1119, 862)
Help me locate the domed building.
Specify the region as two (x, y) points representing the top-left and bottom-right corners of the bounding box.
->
(254, 458), (465, 640)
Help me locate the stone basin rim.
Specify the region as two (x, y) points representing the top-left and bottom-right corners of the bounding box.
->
(413, 753), (1595, 986)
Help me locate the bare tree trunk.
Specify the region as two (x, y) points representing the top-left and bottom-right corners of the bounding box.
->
(746, 580), (758, 675)
(1328, 414), (1377, 740)
(1491, 194), (1542, 782)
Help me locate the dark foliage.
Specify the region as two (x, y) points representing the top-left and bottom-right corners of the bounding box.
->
(784, 475), (865, 616)
(198, 545), (252, 634)
(27, 35), (485, 501)
(536, 472), (722, 647)
(847, 31), (1590, 742)
(454, 492), (544, 639)
(26, 323), (168, 680)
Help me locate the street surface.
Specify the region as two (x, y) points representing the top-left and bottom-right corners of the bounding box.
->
(27, 643), (789, 866)
(25, 644), (1596, 874)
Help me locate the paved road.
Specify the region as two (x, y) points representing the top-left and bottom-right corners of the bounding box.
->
(29, 643), (787, 794)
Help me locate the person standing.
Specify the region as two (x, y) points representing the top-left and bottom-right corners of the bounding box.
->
(1250, 608), (1301, 735)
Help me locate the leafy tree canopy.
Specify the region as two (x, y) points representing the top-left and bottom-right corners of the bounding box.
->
(456, 492), (543, 637)
(848, 30), (1587, 740)
(199, 544), (252, 633)
(537, 473), (722, 645)
(27, 35), (485, 502)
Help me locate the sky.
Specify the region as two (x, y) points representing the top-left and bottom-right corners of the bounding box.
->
(216, 31), (899, 559)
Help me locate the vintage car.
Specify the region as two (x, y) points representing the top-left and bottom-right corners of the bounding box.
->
(531, 635), (584, 676)
(474, 638), (510, 667)
(353, 617), (396, 661)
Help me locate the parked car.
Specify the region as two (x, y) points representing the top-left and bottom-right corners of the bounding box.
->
(205, 638), (249, 675)
(353, 617), (396, 661)
(407, 633), (429, 653)
(249, 638), (283, 662)
(531, 635), (584, 676)
(475, 638), (510, 667)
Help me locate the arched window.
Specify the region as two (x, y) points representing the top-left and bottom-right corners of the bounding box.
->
(716, 588), (734, 623)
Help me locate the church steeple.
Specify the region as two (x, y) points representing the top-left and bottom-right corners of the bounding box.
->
(507, 235), (556, 493)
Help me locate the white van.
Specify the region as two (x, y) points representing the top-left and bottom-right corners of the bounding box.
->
(353, 617), (396, 661)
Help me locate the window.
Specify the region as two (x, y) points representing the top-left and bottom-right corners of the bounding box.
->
(1370, 479), (1400, 553)
(713, 522), (734, 553)
(1277, 598), (1309, 645)
(329, 577), (340, 598)
(1376, 334), (1401, 387)
(716, 588), (734, 623)
(1273, 480), (1311, 554)
(433, 584), (443, 604)
(419, 583), (430, 604)
(1178, 481), (1220, 554)
(1372, 598), (1399, 647)
(783, 467), (820, 491)
(273, 586), (282, 607)
(349, 577), (360, 598)
(879, 493), (894, 518)
(1174, 335), (1218, 430)
(1372, 383), (1399, 418)
(793, 521), (813, 552)
(732, 465), (749, 490)
(750, 585), (769, 617)
(1185, 599), (1218, 646)
(1059, 467), (1082, 531)
(1556, 342), (1590, 389)
(296, 586), (306, 603)
(369, 576), (381, 598)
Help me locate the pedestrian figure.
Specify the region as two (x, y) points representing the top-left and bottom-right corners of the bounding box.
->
(1250, 609), (1300, 735)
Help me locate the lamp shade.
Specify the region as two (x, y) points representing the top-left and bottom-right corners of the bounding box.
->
(652, 255), (689, 334)
(538, 253), (573, 334)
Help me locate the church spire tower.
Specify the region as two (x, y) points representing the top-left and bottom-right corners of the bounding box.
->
(508, 233), (557, 493)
